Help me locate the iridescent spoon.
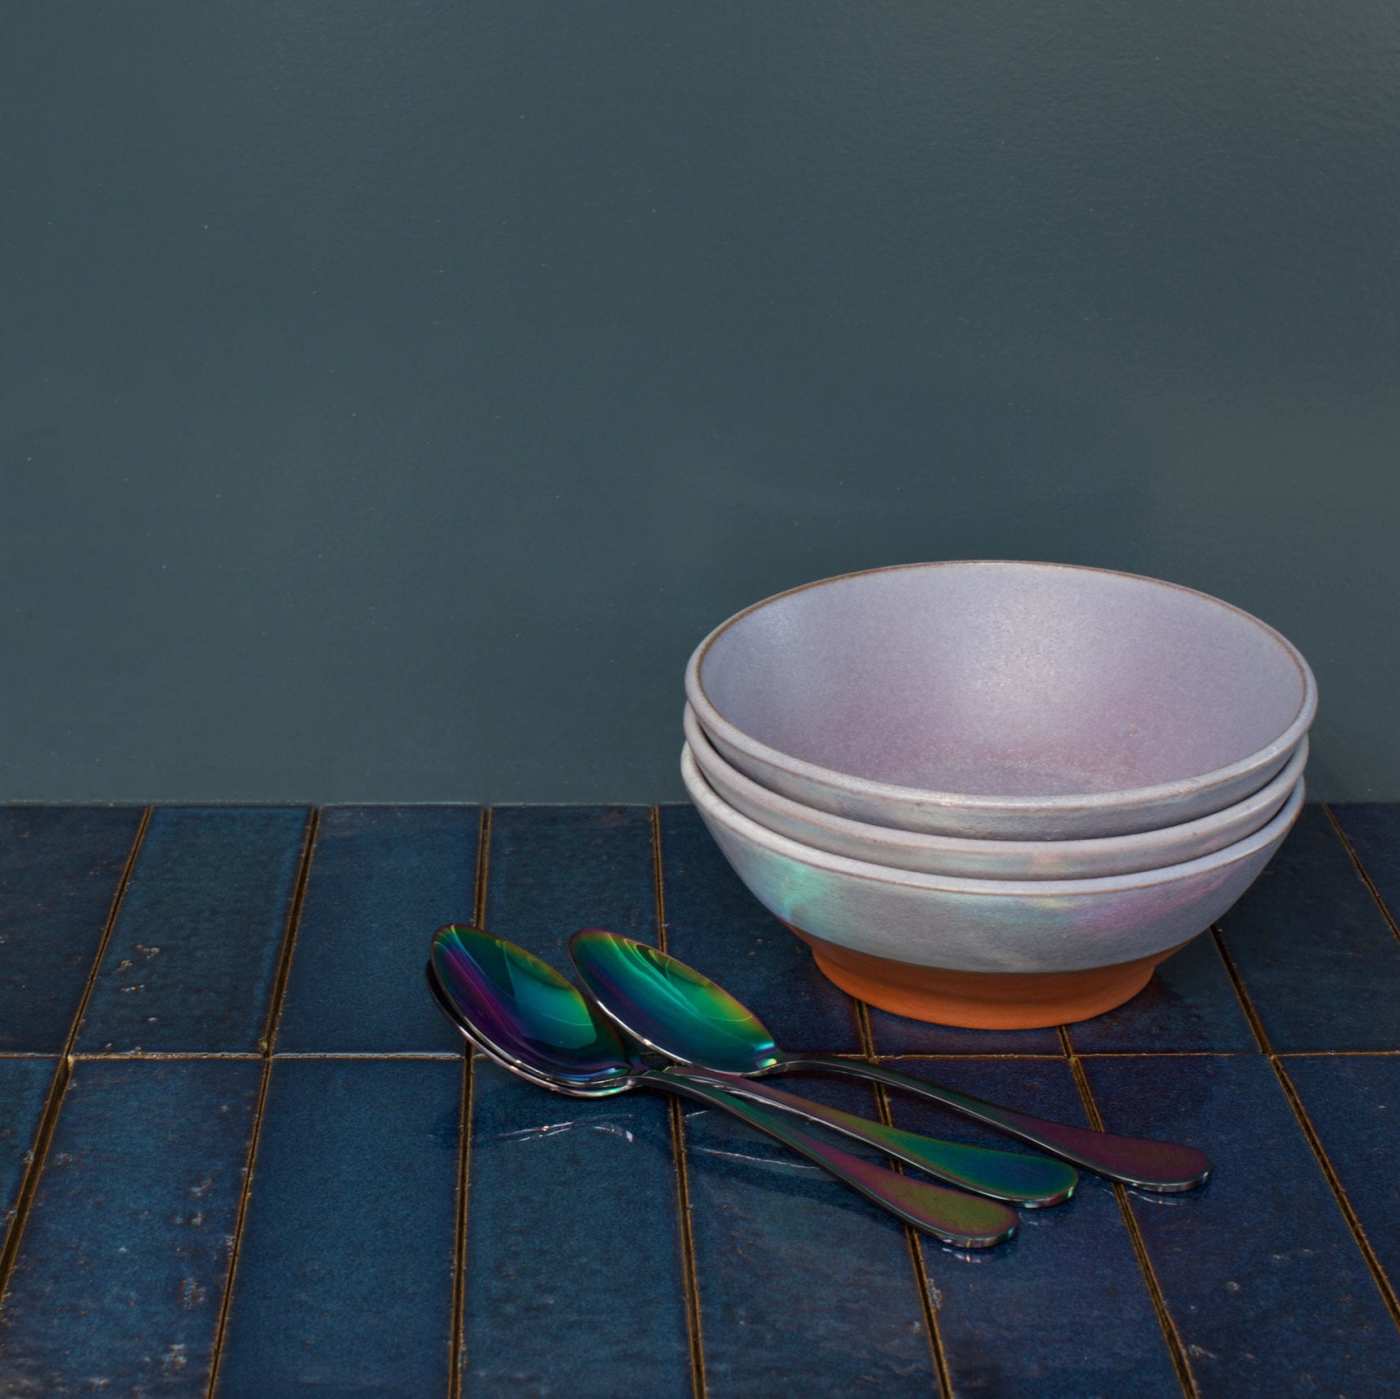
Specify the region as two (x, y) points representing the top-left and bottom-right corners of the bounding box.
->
(569, 930), (1212, 1193)
(428, 924), (1018, 1248)
(428, 928), (1070, 1207)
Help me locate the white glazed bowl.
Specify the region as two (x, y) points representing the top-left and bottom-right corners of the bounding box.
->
(686, 561), (1316, 839)
(680, 743), (1304, 1027)
(686, 704), (1308, 881)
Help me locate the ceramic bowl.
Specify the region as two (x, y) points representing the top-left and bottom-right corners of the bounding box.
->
(686, 561), (1316, 840)
(686, 704), (1308, 880)
(680, 744), (1304, 1028)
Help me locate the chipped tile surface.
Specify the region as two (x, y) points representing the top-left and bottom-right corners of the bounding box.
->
(0, 1059), (260, 1392)
(1086, 1054), (1400, 1396)
(1216, 806), (1400, 1050)
(683, 1071), (935, 1394)
(463, 805), (691, 1394)
(275, 805), (479, 1053)
(0, 805), (144, 1051)
(888, 1057), (1181, 1397)
(0, 802), (1397, 1393)
(1284, 1054), (1400, 1288)
(0, 1059), (57, 1256)
(215, 1058), (460, 1395)
(76, 806), (310, 1053)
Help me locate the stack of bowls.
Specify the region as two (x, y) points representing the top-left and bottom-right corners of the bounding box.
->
(681, 561), (1315, 1029)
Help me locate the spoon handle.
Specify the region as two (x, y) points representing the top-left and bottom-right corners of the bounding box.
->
(641, 1067), (1016, 1248)
(666, 1067), (1076, 1206)
(781, 1055), (1211, 1193)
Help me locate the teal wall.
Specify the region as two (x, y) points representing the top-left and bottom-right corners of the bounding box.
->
(3, 2), (1394, 800)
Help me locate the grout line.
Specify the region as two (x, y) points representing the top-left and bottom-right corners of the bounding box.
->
(1212, 927), (1400, 1333)
(1209, 927), (1272, 1058)
(652, 807), (708, 1399)
(0, 1053), (1321, 1058)
(206, 807), (321, 1397)
(0, 1060), (72, 1299)
(63, 806), (152, 1049)
(0, 1050), (1283, 1059)
(856, 1001), (954, 1399)
(0, 805), (151, 1312)
(262, 806), (322, 1060)
(261, 808), (321, 1054)
(864, 1052), (1065, 1062)
(449, 1048), (473, 1399)
(271, 1051), (463, 1061)
(1272, 1059), (1400, 1329)
(1323, 803), (1400, 947)
(451, 806), (492, 1399)
(10, 1050), (1391, 1058)
(70, 1051), (262, 1062)
(1075, 1050), (1244, 1058)
(1061, 1027), (1199, 1399)
(205, 1058), (275, 1396)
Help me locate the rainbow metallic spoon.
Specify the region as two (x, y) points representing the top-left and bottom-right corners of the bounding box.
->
(431, 923), (1074, 1204)
(568, 929), (1212, 1192)
(428, 923), (1021, 1248)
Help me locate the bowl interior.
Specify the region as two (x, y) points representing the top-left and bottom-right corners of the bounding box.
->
(699, 562), (1308, 799)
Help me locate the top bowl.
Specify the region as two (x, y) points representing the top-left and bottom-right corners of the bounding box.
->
(686, 561), (1316, 839)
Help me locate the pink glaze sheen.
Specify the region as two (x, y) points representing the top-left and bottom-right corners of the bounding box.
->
(680, 744), (1305, 978)
(686, 561), (1316, 839)
(685, 704), (1308, 880)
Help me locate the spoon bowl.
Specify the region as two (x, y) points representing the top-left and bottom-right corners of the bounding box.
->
(564, 927), (780, 1076)
(431, 923), (635, 1093)
(569, 929), (1211, 1192)
(428, 924), (1022, 1247)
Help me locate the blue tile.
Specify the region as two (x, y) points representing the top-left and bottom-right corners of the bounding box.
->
(1068, 934), (1256, 1053)
(1283, 1054), (1400, 1289)
(464, 804), (690, 1394)
(1216, 805), (1400, 1050)
(486, 804), (658, 952)
(0, 1060), (260, 1391)
(217, 1059), (460, 1397)
(465, 1060), (689, 1395)
(1330, 804), (1400, 929)
(0, 806), (144, 1051)
(869, 1008), (1062, 1056)
(0, 1059), (57, 1255)
(1085, 1054), (1400, 1395)
(659, 805), (861, 1053)
(76, 806), (310, 1052)
(884, 1057), (1179, 1397)
(683, 1072), (934, 1394)
(276, 805), (479, 1053)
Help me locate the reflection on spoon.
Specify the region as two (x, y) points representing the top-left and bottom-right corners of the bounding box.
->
(428, 924), (1018, 1249)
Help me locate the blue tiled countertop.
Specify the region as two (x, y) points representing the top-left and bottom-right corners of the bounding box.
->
(2, 803), (1399, 1396)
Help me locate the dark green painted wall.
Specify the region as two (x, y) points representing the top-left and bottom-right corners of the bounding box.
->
(3, 2), (1395, 800)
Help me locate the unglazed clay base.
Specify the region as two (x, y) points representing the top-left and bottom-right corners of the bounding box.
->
(788, 924), (1186, 1029)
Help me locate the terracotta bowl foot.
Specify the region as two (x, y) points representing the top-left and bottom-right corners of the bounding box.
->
(787, 925), (1182, 1029)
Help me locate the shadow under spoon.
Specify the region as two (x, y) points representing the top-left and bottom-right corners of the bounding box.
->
(428, 924), (1018, 1249)
(568, 929), (1211, 1193)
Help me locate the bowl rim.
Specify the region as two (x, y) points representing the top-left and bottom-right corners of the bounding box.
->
(685, 700), (1310, 865)
(680, 741), (1306, 897)
(685, 560), (1318, 818)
